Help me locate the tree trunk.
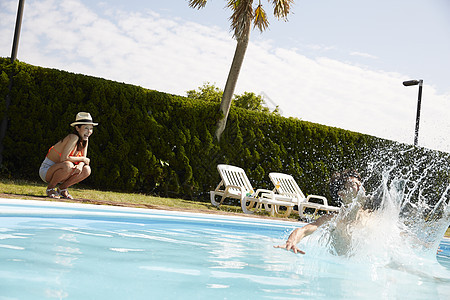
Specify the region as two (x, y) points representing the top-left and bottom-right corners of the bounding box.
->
(215, 26), (251, 141)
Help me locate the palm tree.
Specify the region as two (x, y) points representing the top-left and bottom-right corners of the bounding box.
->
(188, 0), (294, 140)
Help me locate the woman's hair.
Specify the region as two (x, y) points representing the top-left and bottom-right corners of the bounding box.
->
(57, 125), (88, 152)
(73, 125), (87, 151)
(329, 169), (361, 203)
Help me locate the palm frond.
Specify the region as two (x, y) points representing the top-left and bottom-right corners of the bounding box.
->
(188, 0), (208, 9)
(227, 0), (238, 9)
(228, 0), (254, 40)
(271, 0), (294, 20)
(254, 4), (269, 32)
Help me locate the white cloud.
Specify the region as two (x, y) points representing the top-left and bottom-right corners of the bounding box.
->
(305, 44), (336, 52)
(350, 51), (378, 59)
(1, 0), (449, 153)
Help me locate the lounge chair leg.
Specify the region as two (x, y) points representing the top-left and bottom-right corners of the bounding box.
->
(262, 203), (271, 214)
(241, 198), (254, 214)
(210, 191), (220, 207)
(287, 207), (292, 217)
(270, 205), (275, 217)
(298, 205), (305, 219)
(281, 206), (293, 217)
(271, 205), (292, 218)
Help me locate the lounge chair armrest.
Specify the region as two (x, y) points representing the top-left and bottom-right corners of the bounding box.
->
(255, 188), (273, 194)
(224, 185), (246, 192)
(223, 185), (248, 199)
(254, 189), (274, 198)
(305, 195), (328, 206)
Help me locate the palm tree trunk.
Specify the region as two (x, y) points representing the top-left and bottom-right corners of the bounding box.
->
(215, 25), (251, 141)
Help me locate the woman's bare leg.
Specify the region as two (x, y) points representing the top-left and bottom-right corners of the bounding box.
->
(59, 165), (91, 190)
(46, 161), (74, 189)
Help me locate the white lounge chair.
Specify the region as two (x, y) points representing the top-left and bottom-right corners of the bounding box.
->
(269, 172), (340, 219)
(210, 165), (295, 216)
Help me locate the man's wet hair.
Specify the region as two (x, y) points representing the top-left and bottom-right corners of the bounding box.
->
(329, 169), (382, 211)
(329, 169), (362, 204)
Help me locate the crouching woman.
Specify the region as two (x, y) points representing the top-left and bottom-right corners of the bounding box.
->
(39, 112), (98, 199)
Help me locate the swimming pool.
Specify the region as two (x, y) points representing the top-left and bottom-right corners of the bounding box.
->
(1, 198), (449, 299)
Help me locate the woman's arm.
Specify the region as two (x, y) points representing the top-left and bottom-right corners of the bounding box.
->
(60, 134), (89, 165)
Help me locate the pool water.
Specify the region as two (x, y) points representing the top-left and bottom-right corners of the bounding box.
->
(1, 199), (449, 299)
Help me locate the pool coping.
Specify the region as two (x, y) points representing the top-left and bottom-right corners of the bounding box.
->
(0, 197), (304, 227)
(0, 193), (302, 222)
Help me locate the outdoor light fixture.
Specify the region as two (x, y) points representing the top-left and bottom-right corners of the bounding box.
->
(403, 79), (423, 147)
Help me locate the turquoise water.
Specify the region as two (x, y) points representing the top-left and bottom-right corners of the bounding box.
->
(1, 199), (449, 299)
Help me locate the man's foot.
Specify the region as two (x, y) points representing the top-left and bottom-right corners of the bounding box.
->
(46, 188), (60, 199)
(57, 188), (74, 199)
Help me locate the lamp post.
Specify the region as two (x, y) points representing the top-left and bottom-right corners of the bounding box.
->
(0, 0), (26, 167)
(403, 79), (423, 147)
(10, 0), (26, 63)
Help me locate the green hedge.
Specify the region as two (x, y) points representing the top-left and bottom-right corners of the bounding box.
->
(1, 58), (449, 206)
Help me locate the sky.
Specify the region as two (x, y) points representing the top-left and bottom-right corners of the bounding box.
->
(1, 0), (450, 153)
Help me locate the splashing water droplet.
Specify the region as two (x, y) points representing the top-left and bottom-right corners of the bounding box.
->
(308, 145), (449, 277)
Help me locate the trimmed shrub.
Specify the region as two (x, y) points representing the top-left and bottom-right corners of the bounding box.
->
(1, 58), (448, 206)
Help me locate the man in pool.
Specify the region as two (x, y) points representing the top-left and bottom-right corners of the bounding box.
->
(275, 169), (381, 255)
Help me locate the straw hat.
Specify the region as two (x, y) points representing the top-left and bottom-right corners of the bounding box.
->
(70, 112), (98, 127)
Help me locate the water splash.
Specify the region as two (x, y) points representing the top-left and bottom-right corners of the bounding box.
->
(309, 146), (450, 278)
(365, 147), (450, 259)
